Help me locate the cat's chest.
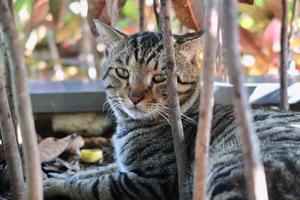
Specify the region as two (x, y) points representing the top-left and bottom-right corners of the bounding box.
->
(113, 123), (172, 171)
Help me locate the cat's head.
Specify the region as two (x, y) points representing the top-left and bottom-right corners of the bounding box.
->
(95, 20), (203, 120)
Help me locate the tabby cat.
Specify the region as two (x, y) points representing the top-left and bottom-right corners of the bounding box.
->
(44, 20), (300, 200)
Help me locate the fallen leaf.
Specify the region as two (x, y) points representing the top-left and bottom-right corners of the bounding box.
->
(39, 134), (85, 163)
(84, 136), (110, 148)
(65, 135), (85, 155)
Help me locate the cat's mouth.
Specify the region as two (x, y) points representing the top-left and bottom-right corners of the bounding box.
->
(123, 105), (153, 119)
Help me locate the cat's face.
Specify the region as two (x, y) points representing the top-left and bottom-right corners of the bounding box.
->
(95, 20), (203, 120)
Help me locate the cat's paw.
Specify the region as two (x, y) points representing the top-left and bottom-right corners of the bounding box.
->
(43, 178), (68, 198)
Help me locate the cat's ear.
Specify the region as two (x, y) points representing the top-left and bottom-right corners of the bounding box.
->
(174, 31), (205, 61)
(94, 19), (127, 51)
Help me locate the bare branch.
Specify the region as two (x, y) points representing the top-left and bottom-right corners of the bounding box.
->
(4, 48), (18, 136)
(280, 0), (289, 111)
(160, 0), (189, 199)
(193, 0), (219, 199)
(0, 0), (43, 199)
(221, 1), (268, 200)
(138, 0), (146, 31)
(105, 0), (119, 25)
(47, 30), (64, 80)
(153, 0), (161, 31)
(0, 29), (24, 200)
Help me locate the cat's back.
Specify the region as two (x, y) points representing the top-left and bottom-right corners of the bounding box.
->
(207, 105), (300, 200)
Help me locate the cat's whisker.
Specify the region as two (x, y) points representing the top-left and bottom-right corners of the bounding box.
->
(158, 104), (197, 125)
(150, 107), (171, 126)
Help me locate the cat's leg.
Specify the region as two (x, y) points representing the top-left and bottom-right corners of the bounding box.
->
(44, 171), (175, 200)
(71, 163), (118, 180)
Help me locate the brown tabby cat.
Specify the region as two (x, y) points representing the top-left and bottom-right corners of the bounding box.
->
(44, 20), (300, 200)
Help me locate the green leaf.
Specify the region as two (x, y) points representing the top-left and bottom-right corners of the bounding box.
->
(122, 0), (137, 18)
(15, 0), (32, 13)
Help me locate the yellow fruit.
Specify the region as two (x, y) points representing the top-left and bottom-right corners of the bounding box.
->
(80, 149), (103, 163)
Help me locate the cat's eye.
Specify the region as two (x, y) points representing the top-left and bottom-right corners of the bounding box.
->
(152, 74), (167, 83)
(115, 68), (129, 79)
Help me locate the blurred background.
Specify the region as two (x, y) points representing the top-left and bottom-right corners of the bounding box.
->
(13, 0), (300, 83)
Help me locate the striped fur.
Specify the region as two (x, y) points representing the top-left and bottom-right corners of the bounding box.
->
(44, 22), (300, 200)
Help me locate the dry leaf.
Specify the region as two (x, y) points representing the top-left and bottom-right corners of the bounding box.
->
(87, 0), (126, 36)
(65, 135), (85, 154)
(171, 0), (205, 31)
(240, 27), (270, 75)
(39, 134), (85, 163)
(105, 0), (119, 25)
(28, 0), (68, 31)
(84, 136), (109, 148)
(239, 0), (254, 4)
(29, 0), (50, 31)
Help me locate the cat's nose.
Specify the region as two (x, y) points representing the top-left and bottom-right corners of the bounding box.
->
(129, 92), (145, 105)
(129, 95), (144, 105)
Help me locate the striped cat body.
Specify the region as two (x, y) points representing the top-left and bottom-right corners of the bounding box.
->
(44, 21), (300, 200)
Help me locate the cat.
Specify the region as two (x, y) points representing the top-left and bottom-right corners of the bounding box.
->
(44, 20), (300, 200)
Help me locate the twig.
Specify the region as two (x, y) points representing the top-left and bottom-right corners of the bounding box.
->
(280, 0), (289, 111)
(81, 18), (97, 80)
(138, 0), (146, 31)
(105, 0), (119, 25)
(4, 47), (18, 136)
(87, 0), (100, 37)
(221, 1), (268, 200)
(286, 0), (298, 76)
(47, 30), (64, 80)
(160, 0), (189, 199)
(0, 0), (43, 199)
(153, 0), (160, 31)
(287, 0), (298, 51)
(0, 29), (24, 200)
(193, 0), (219, 199)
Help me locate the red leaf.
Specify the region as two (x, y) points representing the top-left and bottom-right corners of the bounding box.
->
(87, 0), (126, 36)
(239, 0), (254, 4)
(171, 0), (204, 31)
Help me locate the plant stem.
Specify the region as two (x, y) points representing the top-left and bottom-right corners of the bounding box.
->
(280, 0), (289, 111)
(221, 1), (268, 200)
(193, 0), (219, 199)
(160, 0), (189, 199)
(0, 0), (43, 199)
(138, 0), (146, 31)
(0, 29), (24, 200)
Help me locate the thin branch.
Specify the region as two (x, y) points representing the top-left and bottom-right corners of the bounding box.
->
(81, 18), (97, 80)
(193, 0), (219, 199)
(280, 0), (289, 111)
(0, 30), (24, 200)
(287, 0), (298, 68)
(4, 48), (18, 137)
(160, 0), (189, 199)
(47, 30), (64, 80)
(221, 1), (268, 200)
(153, 0), (161, 31)
(138, 0), (146, 31)
(87, 0), (100, 37)
(287, 0), (298, 50)
(0, 0), (43, 199)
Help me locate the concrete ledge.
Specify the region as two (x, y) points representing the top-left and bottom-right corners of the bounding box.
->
(29, 80), (300, 114)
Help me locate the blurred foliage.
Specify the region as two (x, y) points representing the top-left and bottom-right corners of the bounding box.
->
(12, 0), (300, 81)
